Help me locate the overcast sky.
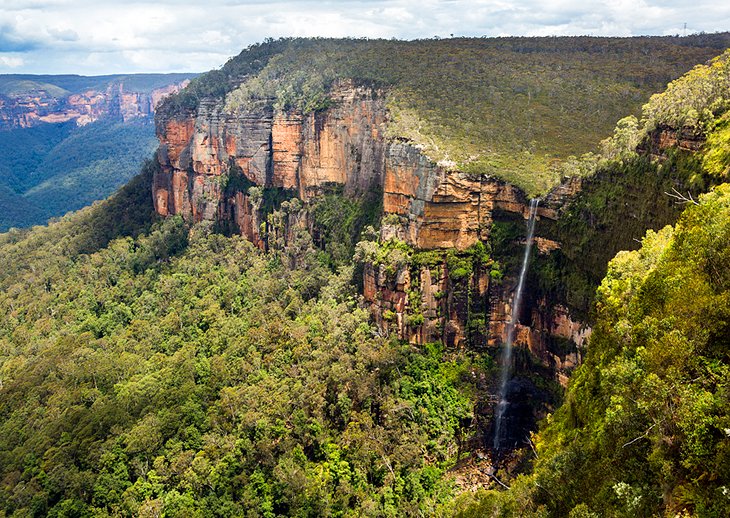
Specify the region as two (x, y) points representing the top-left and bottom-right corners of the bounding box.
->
(1, 0), (729, 75)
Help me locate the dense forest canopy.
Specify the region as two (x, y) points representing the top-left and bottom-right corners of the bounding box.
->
(159, 34), (730, 195)
(0, 120), (158, 232)
(0, 165), (494, 516)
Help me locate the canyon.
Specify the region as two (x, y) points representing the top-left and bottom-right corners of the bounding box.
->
(152, 67), (709, 452)
(3, 36), (727, 517)
(0, 78), (190, 130)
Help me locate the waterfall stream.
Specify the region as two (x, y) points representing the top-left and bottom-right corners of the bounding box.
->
(492, 198), (539, 451)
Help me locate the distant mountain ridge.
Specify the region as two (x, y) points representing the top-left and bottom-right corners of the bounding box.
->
(0, 73), (197, 231)
(0, 73), (197, 130)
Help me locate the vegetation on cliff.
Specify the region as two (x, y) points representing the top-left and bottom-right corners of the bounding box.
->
(534, 47), (730, 321)
(457, 184), (730, 517)
(159, 34), (730, 195)
(3, 32), (730, 518)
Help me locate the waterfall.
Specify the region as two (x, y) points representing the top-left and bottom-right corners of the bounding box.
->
(492, 198), (539, 451)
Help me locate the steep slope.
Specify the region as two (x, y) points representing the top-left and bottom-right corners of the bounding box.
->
(455, 185), (730, 517)
(156, 34), (730, 198)
(452, 47), (730, 517)
(2, 36), (730, 517)
(151, 37), (730, 455)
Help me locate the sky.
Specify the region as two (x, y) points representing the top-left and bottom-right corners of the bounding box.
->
(1, 0), (729, 76)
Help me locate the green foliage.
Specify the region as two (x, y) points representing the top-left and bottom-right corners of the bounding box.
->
(702, 112), (730, 178)
(641, 49), (730, 132)
(0, 120), (158, 231)
(529, 46), (730, 324)
(464, 184), (730, 517)
(309, 184), (383, 267)
(156, 39), (294, 119)
(0, 198), (482, 516)
(535, 151), (710, 321)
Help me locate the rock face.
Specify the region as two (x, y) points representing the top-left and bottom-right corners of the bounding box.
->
(152, 79), (600, 452)
(155, 81), (563, 249)
(0, 81), (189, 130)
(153, 80), (588, 387)
(639, 124), (705, 156)
(155, 81), (388, 240)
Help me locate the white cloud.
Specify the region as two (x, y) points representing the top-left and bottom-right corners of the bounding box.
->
(0, 0), (728, 74)
(0, 55), (24, 68)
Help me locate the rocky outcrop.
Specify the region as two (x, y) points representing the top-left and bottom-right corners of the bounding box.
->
(361, 249), (588, 385)
(638, 124), (706, 157)
(154, 81), (388, 236)
(152, 78), (598, 457)
(155, 81), (565, 249)
(0, 81), (189, 130)
(153, 80), (588, 386)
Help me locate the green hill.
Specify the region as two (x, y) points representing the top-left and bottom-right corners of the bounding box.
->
(454, 184), (730, 517)
(161, 34), (730, 195)
(0, 120), (158, 231)
(0, 164), (482, 516)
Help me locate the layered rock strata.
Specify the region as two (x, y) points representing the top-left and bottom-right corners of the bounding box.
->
(0, 81), (189, 130)
(153, 81), (587, 384)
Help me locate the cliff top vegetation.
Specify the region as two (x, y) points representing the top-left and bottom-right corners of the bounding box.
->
(158, 34), (730, 195)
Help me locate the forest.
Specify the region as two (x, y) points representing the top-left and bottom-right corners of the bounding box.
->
(0, 120), (158, 231)
(0, 163), (489, 516)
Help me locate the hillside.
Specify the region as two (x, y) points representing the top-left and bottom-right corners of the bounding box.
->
(452, 46), (730, 518)
(0, 120), (157, 231)
(0, 73), (196, 231)
(455, 184), (730, 517)
(160, 34), (730, 195)
(0, 164), (486, 516)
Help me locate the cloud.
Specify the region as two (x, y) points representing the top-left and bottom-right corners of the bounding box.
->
(0, 55), (25, 68)
(0, 23), (41, 52)
(47, 27), (79, 42)
(0, 0), (728, 74)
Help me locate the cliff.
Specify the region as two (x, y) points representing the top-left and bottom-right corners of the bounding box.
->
(152, 42), (730, 456)
(0, 79), (190, 130)
(153, 80), (586, 395)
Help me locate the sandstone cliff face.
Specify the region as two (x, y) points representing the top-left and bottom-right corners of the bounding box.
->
(155, 81), (388, 230)
(0, 81), (189, 130)
(638, 124), (705, 156)
(153, 80), (587, 387)
(155, 81), (564, 250)
(361, 236), (587, 386)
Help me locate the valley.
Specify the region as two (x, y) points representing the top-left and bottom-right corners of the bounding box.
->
(0, 35), (729, 517)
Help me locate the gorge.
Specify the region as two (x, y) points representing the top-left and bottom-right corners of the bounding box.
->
(149, 36), (730, 458)
(1, 35), (729, 517)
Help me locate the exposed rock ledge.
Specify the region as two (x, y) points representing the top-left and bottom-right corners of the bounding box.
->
(153, 80), (589, 387)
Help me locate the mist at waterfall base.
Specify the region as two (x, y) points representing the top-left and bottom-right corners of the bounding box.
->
(492, 199), (540, 452)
